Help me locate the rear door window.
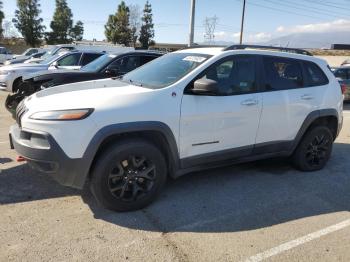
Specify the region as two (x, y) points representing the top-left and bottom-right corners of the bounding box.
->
(81, 53), (103, 66)
(108, 56), (141, 74)
(334, 68), (348, 80)
(263, 56), (303, 91)
(140, 55), (158, 65)
(303, 61), (329, 86)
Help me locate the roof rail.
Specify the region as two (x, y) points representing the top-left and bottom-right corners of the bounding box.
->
(223, 44), (313, 56)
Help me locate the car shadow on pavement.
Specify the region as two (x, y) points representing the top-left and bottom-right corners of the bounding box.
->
(0, 164), (78, 204)
(83, 142), (350, 233)
(1, 143), (349, 233)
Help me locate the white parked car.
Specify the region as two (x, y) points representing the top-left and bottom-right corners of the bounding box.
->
(0, 51), (103, 92)
(0, 47), (13, 64)
(9, 45), (343, 211)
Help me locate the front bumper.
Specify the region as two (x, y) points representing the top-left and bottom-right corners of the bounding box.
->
(0, 74), (13, 92)
(9, 124), (90, 189)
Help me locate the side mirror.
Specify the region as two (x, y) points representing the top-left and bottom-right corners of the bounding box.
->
(191, 78), (218, 95)
(105, 68), (119, 76)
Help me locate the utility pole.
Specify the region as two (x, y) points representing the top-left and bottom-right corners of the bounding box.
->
(189, 0), (196, 47)
(239, 0), (246, 44)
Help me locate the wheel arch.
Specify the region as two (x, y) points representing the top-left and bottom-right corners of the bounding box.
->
(12, 76), (23, 92)
(83, 122), (180, 183)
(292, 109), (339, 153)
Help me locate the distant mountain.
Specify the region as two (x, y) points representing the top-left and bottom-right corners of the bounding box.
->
(263, 31), (350, 49)
(202, 31), (350, 49)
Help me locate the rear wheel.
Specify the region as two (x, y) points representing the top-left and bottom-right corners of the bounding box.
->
(90, 139), (167, 211)
(292, 126), (334, 171)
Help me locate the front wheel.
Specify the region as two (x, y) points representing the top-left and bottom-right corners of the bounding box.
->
(292, 126), (334, 171)
(90, 139), (167, 211)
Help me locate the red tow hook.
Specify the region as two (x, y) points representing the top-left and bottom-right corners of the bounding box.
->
(16, 156), (26, 162)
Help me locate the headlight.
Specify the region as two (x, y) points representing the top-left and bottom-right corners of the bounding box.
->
(30, 108), (94, 121)
(0, 71), (10, 75)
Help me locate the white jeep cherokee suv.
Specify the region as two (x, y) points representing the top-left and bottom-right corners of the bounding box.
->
(9, 45), (343, 211)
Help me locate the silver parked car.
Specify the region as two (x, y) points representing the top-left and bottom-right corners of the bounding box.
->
(0, 51), (104, 92)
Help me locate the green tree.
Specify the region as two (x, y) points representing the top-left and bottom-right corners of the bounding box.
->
(70, 20), (84, 41)
(46, 0), (73, 44)
(13, 0), (45, 47)
(139, 1), (155, 49)
(0, 1), (4, 38)
(104, 1), (132, 46)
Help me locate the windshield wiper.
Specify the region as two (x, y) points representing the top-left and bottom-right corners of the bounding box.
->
(128, 79), (143, 87)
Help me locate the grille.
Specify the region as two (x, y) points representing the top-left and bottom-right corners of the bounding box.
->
(15, 101), (28, 128)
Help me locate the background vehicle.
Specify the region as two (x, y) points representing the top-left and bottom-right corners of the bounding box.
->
(4, 52), (47, 66)
(341, 59), (350, 66)
(0, 47), (13, 64)
(9, 45), (343, 211)
(0, 51), (104, 92)
(333, 66), (350, 101)
(5, 51), (163, 114)
(11, 48), (42, 60)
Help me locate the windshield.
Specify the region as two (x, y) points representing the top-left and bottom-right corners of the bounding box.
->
(39, 47), (56, 61)
(39, 54), (61, 65)
(21, 49), (29, 55)
(81, 54), (116, 72)
(122, 53), (211, 89)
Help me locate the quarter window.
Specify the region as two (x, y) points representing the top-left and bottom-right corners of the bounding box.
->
(263, 57), (303, 90)
(198, 56), (257, 95)
(303, 62), (328, 86)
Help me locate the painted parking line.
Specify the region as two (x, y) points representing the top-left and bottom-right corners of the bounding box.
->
(0, 141), (8, 144)
(245, 219), (350, 262)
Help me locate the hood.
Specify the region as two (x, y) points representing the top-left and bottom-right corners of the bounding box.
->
(25, 78), (154, 112)
(13, 55), (27, 59)
(0, 63), (47, 71)
(23, 69), (79, 80)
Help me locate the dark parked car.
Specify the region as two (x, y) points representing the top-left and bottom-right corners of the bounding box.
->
(5, 51), (164, 115)
(333, 66), (350, 101)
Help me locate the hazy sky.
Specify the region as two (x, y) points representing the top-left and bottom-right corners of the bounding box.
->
(2, 0), (350, 44)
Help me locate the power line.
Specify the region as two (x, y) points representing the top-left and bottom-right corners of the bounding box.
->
(263, 0), (349, 18)
(305, 0), (350, 11)
(241, 0), (342, 21)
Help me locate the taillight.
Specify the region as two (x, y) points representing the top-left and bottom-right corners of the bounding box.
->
(341, 83), (346, 95)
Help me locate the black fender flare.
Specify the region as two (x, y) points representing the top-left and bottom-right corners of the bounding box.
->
(291, 108), (339, 152)
(75, 121), (180, 186)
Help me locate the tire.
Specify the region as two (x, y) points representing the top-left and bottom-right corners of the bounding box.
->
(90, 139), (167, 212)
(292, 126), (334, 171)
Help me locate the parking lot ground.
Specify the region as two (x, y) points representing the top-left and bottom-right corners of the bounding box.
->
(1, 91), (350, 262)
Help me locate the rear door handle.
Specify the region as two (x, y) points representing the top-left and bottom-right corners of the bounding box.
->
(301, 94), (314, 100)
(241, 99), (258, 106)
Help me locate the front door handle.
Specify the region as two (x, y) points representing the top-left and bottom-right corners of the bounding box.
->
(301, 94), (314, 100)
(241, 99), (258, 106)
